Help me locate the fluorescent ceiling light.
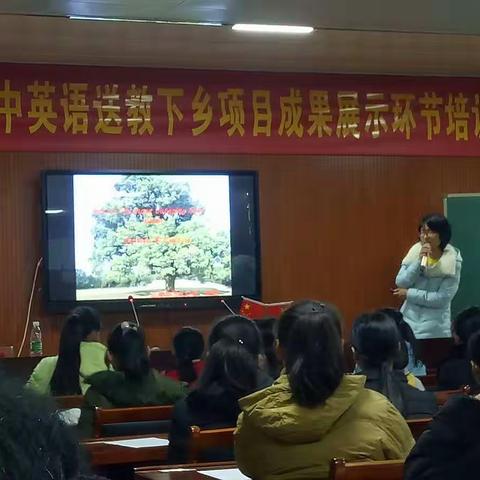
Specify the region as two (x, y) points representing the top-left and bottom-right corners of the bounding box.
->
(69, 16), (152, 23)
(232, 24), (314, 34)
(68, 16), (222, 26)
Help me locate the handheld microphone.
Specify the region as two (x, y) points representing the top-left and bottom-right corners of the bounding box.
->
(128, 295), (140, 326)
(221, 299), (236, 315)
(421, 254), (428, 268)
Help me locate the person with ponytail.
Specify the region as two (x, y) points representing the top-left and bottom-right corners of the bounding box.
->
(27, 306), (108, 396)
(351, 310), (437, 419)
(256, 317), (281, 379)
(78, 321), (186, 438)
(235, 300), (414, 480)
(166, 327), (205, 385)
(168, 315), (272, 463)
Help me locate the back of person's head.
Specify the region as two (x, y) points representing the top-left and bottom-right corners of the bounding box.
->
(50, 306), (102, 396)
(208, 315), (262, 356)
(0, 375), (84, 480)
(418, 213), (452, 250)
(379, 307), (421, 369)
(196, 315), (262, 399)
(468, 331), (480, 381)
(453, 306), (480, 345)
(278, 300), (344, 408)
(172, 327), (205, 383)
(256, 317), (280, 378)
(107, 321), (150, 381)
(352, 310), (405, 414)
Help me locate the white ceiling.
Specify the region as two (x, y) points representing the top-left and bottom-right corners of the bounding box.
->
(0, 1), (479, 76)
(1, 0), (480, 35)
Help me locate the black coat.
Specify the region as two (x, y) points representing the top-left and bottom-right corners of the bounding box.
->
(359, 368), (438, 419)
(167, 371), (272, 463)
(405, 396), (480, 480)
(437, 345), (478, 391)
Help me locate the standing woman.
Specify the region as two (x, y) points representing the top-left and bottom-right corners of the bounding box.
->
(394, 214), (462, 339)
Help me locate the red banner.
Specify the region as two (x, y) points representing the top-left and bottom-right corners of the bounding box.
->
(1, 63), (480, 156)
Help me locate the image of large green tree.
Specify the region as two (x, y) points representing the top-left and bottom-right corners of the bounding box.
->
(90, 175), (231, 291)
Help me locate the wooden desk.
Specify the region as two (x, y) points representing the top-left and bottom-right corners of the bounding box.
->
(83, 434), (169, 467)
(135, 465), (243, 480)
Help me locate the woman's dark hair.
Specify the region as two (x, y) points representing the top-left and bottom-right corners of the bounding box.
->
(379, 308), (421, 369)
(108, 321), (150, 381)
(418, 213), (452, 250)
(453, 306), (480, 344)
(208, 315), (262, 355)
(352, 311), (405, 415)
(468, 330), (480, 365)
(256, 317), (280, 379)
(196, 315), (262, 399)
(172, 327), (205, 384)
(0, 375), (87, 480)
(50, 306), (102, 396)
(278, 300), (344, 408)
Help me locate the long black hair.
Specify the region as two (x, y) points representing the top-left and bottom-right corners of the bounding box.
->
(256, 317), (281, 379)
(0, 375), (85, 480)
(195, 315), (262, 399)
(453, 306), (480, 345)
(108, 321), (150, 381)
(278, 300), (344, 407)
(50, 306), (101, 396)
(379, 308), (421, 369)
(173, 327), (205, 384)
(351, 311), (405, 415)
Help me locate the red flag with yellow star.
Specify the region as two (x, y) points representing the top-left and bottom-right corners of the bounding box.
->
(239, 297), (292, 319)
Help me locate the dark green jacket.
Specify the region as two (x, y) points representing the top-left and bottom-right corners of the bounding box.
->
(78, 369), (186, 437)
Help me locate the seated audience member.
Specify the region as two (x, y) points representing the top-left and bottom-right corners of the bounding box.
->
(404, 330), (480, 480)
(235, 301), (414, 480)
(352, 310), (437, 419)
(166, 327), (205, 385)
(78, 321), (186, 437)
(256, 317), (281, 379)
(380, 307), (427, 381)
(168, 315), (272, 463)
(437, 306), (480, 390)
(27, 307), (108, 395)
(0, 374), (99, 480)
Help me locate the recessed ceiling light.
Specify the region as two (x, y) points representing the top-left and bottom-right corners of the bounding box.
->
(232, 24), (314, 34)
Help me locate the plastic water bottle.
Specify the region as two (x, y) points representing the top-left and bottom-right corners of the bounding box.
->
(30, 321), (43, 356)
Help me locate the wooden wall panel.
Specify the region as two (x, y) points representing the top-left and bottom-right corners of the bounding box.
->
(1, 152), (479, 355)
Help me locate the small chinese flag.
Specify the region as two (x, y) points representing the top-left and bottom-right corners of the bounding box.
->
(239, 297), (292, 320)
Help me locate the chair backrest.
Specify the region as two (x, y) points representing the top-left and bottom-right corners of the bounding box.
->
(188, 426), (235, 463)
(418, 337), (453, 370)
(418, 373), (437, 388)
(0, 356), (44, 383)
(329, 458), (404, 480)
(0, 346), (14, 358)
(434, 386), (470, 406)
(149, 349), (177, 372)
(406, 417), (431, 439)
(93, 404), (174, 438)
(54, 395), (84, 409)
